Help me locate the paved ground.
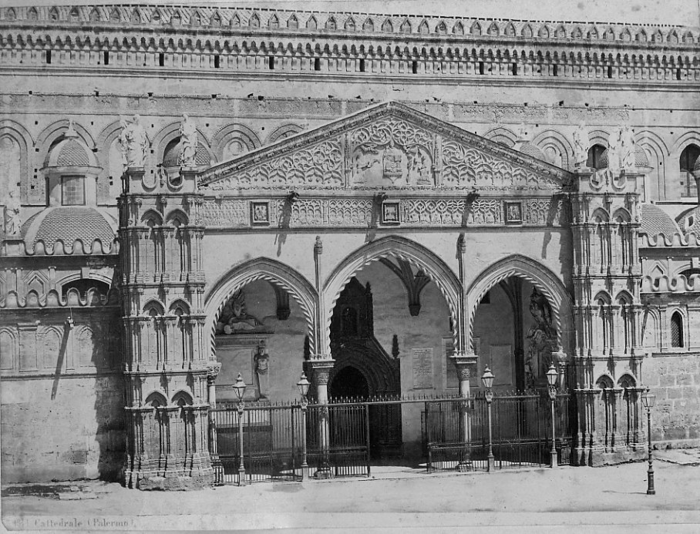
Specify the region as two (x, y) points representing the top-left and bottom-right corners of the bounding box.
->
(2, 449), (700, 533)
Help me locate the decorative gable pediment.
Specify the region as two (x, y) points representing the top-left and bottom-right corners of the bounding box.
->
(198, 102), (571, 193)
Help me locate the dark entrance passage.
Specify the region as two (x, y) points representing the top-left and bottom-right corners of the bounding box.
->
(330, 366), (369, 399)
(329, 277), (403, 462)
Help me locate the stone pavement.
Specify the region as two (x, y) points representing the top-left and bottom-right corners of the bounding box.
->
(2, 451), (700, 533)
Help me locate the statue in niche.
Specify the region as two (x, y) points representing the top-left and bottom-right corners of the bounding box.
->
(525, 287), (557, 389)
(216, 290), (265, 334)
(253, 340), (270, 399)
(620, 125), (636, 169)
(178, 114), (198, 168)
(573, 122), (589, 167)
(4, 190), (21, 236)
(118, 115), (149, 168)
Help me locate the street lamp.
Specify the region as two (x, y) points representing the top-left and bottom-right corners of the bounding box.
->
(297, 372), (311, 478)
(481, 367), (495, 473)
(232, 373), (247, 486)
(641, 389), (656, 495)
(546, 363), (559, 468)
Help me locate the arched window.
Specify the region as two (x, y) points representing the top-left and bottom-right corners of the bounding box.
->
(670, 312), (683, 348)
(679, 144), (700, 198)
(587, 144), (606, 169)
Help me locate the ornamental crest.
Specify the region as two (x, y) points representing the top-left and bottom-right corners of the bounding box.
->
(383, 143), (404, 181)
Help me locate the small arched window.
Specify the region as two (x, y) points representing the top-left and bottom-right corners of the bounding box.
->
(670, 312), (684, 348)
(679, 144), (700, 198)
(587, 144), (606, 169)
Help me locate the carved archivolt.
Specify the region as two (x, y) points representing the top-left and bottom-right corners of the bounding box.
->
(203, 258), (318, 358)
(323, 235), (462, 357)
(467, 254), (574, 354)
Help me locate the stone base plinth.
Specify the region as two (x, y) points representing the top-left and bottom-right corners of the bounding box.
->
(124, 468), (215, 490)
(587, 447), (647, 466)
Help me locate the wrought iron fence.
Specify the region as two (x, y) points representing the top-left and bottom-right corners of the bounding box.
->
(208, 390), (576, 484)
(422, 391), (575, 472)
(210, 401), (304, 485)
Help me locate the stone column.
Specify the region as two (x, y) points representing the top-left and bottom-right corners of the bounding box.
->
(206, 362), (222, 481)
(308, 357), (334, 478)
(451, 351), (478, 472)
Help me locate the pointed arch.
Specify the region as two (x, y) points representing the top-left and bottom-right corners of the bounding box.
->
(143, 299), (165, 315)
(467, 254), (573, 353)
(168, 299), (191, 315)
(204, 257), (318, 359)
(323, 236), (461, 357)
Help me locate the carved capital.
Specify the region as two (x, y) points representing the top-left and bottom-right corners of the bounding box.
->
(206, 361), (222, 383)
(451, 351), (478, 382)
(307, 358), (334, 385)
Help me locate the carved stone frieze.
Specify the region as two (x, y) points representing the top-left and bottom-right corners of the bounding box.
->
(199, 196), (564, 229)
(441, 140), (559, 190)
(200, 200), (249, 227)
(291, 199), (373, 227)
(200, 103), (570, 193)
(206, 139), (343, 190)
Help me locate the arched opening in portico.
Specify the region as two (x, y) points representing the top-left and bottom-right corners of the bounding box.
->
(323, 236), (461, 460)
(473, 277), (557, 392)
(203, 258), (317, 404)
(467, 255), (574, 391)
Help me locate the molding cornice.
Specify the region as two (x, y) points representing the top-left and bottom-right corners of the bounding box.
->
(1, 5), (698, 47)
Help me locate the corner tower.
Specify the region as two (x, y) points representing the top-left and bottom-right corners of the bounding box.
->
(119, 130), (213, 489)
(571, 135), (648, 465)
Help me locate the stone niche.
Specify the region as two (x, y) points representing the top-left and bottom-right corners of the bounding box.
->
(215, 333), (273, 403)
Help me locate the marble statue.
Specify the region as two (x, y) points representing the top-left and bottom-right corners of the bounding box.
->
(254, 340), (270, 399)
(525, 287), (557, 389)
(4, 190), (21, 236)
(119, 115), (149, 168)
(573, 122), (589, 167)
(178, 114), (198, 167)
(620, 125), (636, 169)
(607, 129), (621, 174)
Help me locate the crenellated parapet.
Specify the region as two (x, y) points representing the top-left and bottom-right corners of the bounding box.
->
(1, 5), (698, 85)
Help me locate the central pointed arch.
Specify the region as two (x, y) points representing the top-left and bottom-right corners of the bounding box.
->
(467, 254), (574, 353)
(323, 236), (461, 357)
(204, 258), (318, 359)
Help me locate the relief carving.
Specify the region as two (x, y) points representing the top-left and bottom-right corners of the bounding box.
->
(200, 200), (249, 227)
(442, 140), (558, 190)
(350, 118), (435, 187)
(233, 140), (343, 189)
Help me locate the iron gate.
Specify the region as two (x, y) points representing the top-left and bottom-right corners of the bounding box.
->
(210, 402), (304, 484)
(422, 391), (575, 471)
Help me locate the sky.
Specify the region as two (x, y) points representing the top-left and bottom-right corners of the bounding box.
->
(1, 0), (699, 27)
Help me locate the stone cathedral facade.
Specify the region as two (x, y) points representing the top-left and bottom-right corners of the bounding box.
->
(1, 4), (699, 488)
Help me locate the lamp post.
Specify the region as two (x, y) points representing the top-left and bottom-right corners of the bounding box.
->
(481, 367), (495, 473)
(641, 389), (656, 495)
(546, 364), (558, 468)
(232, 373), (247, 486)
(297, 372), (311, 479)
